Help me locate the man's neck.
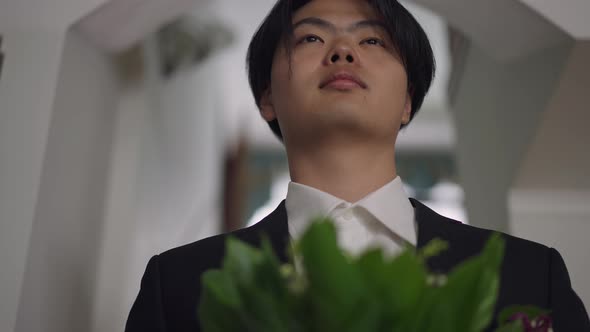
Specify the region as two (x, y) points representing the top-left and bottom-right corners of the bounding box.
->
(286, 140), (398, 203)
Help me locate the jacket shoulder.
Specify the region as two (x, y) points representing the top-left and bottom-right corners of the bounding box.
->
(158, 201), (287, 266)
(415, 198), (550, 255)
(158, 221), (267, 270)
(416, 201), (553, 309)
(457, 219), (549, 253)
(143, 222), (276, 331)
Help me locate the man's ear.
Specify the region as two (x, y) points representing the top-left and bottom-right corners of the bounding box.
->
(401, 93), (412, 125)
(259, 88), (277, 122)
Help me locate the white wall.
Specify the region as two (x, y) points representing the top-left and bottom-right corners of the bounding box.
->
(190, 0), (277, 149)
(0, 1), (109, 329)
(90, 48), (150, 332)
(13, 29), (119, 332)
(91, 35), (226, 331)
(510, 41), (590, 309)
(134, 38), (224, 251)
(0, 0), (109, 31)
(513, 42), (590, 191)
(450, 40), (573, 232)
(0, 28), (67, 332)
(1, 0), (226, 329)
(451, 22), (590, 310)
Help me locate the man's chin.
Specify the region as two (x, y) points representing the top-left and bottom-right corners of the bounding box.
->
(314, 103), (367, 116)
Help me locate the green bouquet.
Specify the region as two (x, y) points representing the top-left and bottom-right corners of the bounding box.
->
(198, 219), (552, 332)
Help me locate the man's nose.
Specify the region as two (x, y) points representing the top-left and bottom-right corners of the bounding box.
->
(325, 42), (357, 65)
(330, 53), (354, 63)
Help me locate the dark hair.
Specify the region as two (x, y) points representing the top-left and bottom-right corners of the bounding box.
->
(246, 0), (436, 140)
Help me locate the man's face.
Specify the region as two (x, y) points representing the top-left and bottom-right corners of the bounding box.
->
(260, 0), (412, 147)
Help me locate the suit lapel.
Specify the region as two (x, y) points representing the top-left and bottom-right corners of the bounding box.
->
(413, 198), (484, 274)
(249, 200), (290, 263)
(414, 198), (452, 250)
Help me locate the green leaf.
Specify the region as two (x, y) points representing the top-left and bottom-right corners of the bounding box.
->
(340, 298), (381, 332)
(353, 247), (430, 331)
(409, 233), (505, 332)
(199, 220), (520, 332)
(419, 238), (449, 261)
(234, 284), (290, 332)
(198, 271), (244, 332)
(223, 237), (263, 282)
(381, 251), (428, 327)
(406, 286), (453, 332)
(298, 219), (366, 330)
(240, 237), (296, 332)
(440, 233), (505, 332)
(386, 251), (428, 311)
(200, 236), (295, 332)
(200, 270), (241, 309)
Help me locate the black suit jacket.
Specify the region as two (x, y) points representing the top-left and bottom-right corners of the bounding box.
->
(125, 199), (590, 331)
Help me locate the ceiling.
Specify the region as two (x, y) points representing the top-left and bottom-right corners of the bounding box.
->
(413, 0), (569, 61)
(518, 0), (590, 39)
(76, 0), (203, 52)
(73, 0), (585, 56)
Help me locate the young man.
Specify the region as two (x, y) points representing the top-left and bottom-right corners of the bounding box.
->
(126, 0), (590, 331)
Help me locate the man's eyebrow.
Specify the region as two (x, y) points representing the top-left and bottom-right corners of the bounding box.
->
(293, 17), (336, 32)
(350, 19), (388, 32)
(292, 17), (388, 33)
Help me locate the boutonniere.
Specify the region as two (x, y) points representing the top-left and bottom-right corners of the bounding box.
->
(198, 218), (552, 332)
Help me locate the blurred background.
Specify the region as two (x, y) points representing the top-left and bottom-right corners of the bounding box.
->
(0, 0), (588, 331)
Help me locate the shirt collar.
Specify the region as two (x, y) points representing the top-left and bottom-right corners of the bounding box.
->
(285, 176), (416, 246)
(355, 176), (417, 246)
(285, 181), (344, 241)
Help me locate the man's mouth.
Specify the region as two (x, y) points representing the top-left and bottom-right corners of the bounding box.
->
(320, 71), (367, 90)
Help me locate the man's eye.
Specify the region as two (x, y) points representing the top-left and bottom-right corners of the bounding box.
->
(298, 35), (323, 44)
(362, 38), (385, 47)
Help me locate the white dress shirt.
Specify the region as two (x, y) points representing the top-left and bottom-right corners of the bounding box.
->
(285, 176), (417, 257)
